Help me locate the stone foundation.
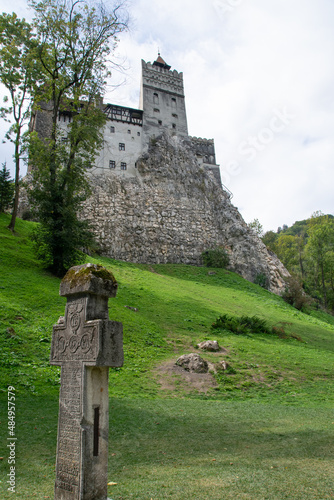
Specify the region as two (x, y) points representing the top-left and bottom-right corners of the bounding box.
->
(81, 133), (289, 294)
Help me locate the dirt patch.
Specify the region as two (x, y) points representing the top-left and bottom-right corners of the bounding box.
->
(154, 359), (219, 394)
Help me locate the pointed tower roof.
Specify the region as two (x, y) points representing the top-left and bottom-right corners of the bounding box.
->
(153, 52), (171, 70)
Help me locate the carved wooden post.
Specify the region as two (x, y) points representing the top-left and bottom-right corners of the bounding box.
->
(50, 263), (123, 500)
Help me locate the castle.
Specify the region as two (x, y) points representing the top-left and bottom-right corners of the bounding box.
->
(37, 54), (224, 187)
(29, 54), (289, 294)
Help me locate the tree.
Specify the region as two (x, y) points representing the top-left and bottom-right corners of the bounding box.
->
(0, 13), (38, 231)
(0, 162), (14, 212)
(305, 216), (334, 309)
(262, 230), (278, 253)
(27, 0), (127, 276)
(275, 234), (300, 273)
(248, 218), (263, 237)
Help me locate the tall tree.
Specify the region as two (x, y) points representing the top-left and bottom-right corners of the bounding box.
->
(27, 0), (127, 276)
(0, 13), (37, 231)
(0, 162), (14, 212)
(305, 216), (334, 308)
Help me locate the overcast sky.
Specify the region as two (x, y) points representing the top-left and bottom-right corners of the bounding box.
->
(1, 0), (333, 232)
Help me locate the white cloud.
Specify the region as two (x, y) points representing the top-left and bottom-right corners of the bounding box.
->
(0, 0), (333, 231)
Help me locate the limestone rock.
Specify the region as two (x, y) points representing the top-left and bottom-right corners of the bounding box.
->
(20, 133), (290, 295)
(78, 134), (290, 295)
(197, 340), (220, 352)
(175, 353), (208, 373)
(219, 360), (230, 371)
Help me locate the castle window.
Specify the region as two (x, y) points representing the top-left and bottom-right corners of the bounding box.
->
(121, 162), (127, 170)
(110, 126), (115, 133)
(153, 92), (159, 104)
(119, 143), (125, 151)
(172, 123), (176, 129)
(137, 131), (140, 136)
(158, 120), (162, 126)
(172, 113), (178, 118)
(109, 160), (116, 169)
(154, 108), (160, 113)
(127, 129), (131, 134)
(171, 98), (177, 108)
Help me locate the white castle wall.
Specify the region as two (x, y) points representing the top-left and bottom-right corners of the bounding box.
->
(140, 60), (188, 140)
(94, 119), (143, 177)
(31, 57), (221, 184)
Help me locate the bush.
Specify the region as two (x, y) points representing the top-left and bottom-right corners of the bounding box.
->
(254, 272), (269, 289)
(282, 276), (311, 311)
(212, 313), (270, 335)
(201, 246), (229, 268)
(212, 313), (302, 341)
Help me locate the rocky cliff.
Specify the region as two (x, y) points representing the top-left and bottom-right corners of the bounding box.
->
(81, 133), (289, 294)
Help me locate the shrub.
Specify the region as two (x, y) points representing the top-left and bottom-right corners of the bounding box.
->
(212, 313), (270, 335)
(212, 313), (303, 341)
(201, 246), (229, 268)
(254, 272), (269, 289)
(282, 276), (311, 311)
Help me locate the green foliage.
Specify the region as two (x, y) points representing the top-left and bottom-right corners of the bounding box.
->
(248, 218), (263, 237)
(1, 214), (334, 499)
(31, 221), (91, 272)
(254, 272), (269, 289)
(28, 130), (96, 275)
(282, 275), (311, 311)
(211, 312), (305, 341)
(212, 313), (270, 335)
(304, 214), (334, 309)
(201, 245), (230, 268)
(281, 219), (309, 237)
(0, 162), (14, 212)
(262, 230), (278, 252)
(26, 0), (128, 276)
(1, 395), (334, 500)
(1, 212), (334, 405)
(0, 12), (39, 230)
(263, 212), (334, 311)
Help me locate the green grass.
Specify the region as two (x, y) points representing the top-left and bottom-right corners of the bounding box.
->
(0, 213), (334, 499)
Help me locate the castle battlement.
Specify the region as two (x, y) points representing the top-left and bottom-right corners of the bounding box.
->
(31, 54), (222, 185)
(142, 60), (183, 79)
(24, 54), (292, 294)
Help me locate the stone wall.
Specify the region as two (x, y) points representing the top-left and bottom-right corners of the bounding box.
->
(81, 133), (289, 294)
(188, 136), (216, 165)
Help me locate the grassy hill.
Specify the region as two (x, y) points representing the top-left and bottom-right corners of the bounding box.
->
(0, 213), (333, 499)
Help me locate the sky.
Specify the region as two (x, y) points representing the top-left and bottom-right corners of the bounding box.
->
(0, 0), (333, 232)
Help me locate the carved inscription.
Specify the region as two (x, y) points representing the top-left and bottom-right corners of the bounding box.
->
(51, 299), (99, 362)
(51, 264), (124, 500)
(55, 363), (82, 496)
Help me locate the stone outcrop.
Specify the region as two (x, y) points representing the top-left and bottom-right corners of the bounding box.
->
(197, 341), (220, 352)
(81, 133), (289, 294)
(175, 354), (209, 374)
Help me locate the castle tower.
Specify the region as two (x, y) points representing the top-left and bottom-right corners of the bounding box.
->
(140, 54), (188, 140)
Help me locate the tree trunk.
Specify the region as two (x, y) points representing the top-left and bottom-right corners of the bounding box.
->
(7, 129), (20, 232)
(321, 261), (327, 308)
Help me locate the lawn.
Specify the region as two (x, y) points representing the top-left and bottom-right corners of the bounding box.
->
(0, 213), (333, 499)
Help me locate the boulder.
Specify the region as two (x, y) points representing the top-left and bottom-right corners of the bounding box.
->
(197, 340), (220, 352)
(175, 353), (208, 373)
(219, 360), (230, 371)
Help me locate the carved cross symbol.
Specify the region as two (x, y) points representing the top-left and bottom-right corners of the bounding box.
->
(50, 264), (123, 500)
